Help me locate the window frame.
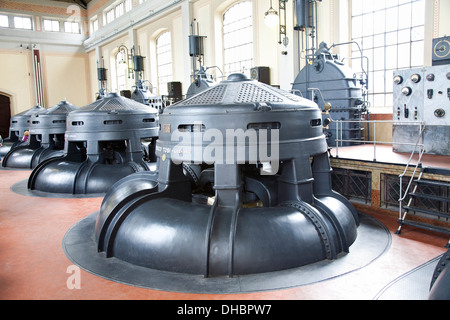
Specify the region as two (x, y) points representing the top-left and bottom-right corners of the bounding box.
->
(64, 21), (80, 34)
(91, 18), (99, 33)
(350, 0), (426, 110)
(222, 1), (254, 78)
(116, 49), (128, 92)
(156, 31), (173, 96)
(0, 14), (9, 28)
(43, 19), (60, 32)
(13, 15), (32, 30)
(125, 0), (132, 12)
(115, 2), (124, 18)
(105, 7), (115, 24)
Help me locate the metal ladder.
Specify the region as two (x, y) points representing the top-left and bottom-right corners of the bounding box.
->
(396, 125), (450, 247)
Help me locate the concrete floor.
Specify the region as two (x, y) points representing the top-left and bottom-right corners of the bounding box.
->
(0, 168), (448, 300)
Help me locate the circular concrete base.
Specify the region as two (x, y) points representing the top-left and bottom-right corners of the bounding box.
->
(62, 211), (391, 294)
(10, 179), (104, 199)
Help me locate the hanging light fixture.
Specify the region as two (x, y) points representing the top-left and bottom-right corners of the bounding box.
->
(264, 0), (278, 27)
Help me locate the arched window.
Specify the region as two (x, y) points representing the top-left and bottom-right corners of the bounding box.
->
(116, 48), (128, 92)
(223, 1), (254, 77)
(156, 31), (173, 96)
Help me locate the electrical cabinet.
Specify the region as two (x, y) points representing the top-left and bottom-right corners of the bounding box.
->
(392, 65), (450, 155)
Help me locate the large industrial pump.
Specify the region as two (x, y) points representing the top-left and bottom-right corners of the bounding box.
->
(27, 93), (159, 195)
(2, 100), (77, 169)
(94, 74), (359, 277)
(0, 105), (45, 158)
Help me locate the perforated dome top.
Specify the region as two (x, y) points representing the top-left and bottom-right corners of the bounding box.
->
(30, 100), (78, 132)
(44, 100), (78, 114)
(165, 73), (317, 114)
(75, 93), (158, 114)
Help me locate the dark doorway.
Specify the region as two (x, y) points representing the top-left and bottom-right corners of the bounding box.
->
(0, 94), (11, 139)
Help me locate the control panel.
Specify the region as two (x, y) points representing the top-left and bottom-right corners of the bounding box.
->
(393, 65), (450, 126)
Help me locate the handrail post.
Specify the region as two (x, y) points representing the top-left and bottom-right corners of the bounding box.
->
(373, 121), (376, 161)
(335, 119), (339, 157)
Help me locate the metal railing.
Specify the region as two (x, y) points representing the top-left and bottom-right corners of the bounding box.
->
(330, 118), (426, 220)
(332, 119), (425, 162)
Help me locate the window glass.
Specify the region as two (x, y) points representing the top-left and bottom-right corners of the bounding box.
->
(351, 0), (425, 109)
(64, 21), (79, 33)
(125, 0), (132, 12)
(156, 31), (173, 96)
(43, 19), (59, 32)
(116, 49), (128, 92)
(106, 8), (114, 24)
(115, 3), (124, 18)
(14, 16), (32, 30)
(92, 19), (98, 32)
(223, 1), (253, 77)
(0, 14), (9, 28)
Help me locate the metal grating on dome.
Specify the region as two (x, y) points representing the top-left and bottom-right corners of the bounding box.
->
(99, 100), (129, 111)
(80, 99), (104, 112)
(182, 85), (227, 105)
(276, 89), (305, 102)
(235, 83), (283, 103)
(80, 94), (152, 112)
(45, 101), (78, 114)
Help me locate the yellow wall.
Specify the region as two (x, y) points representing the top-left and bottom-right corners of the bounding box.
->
(0, 49), (91, 115)
(88, 49), (98, 101)
(438, 0), (450, 37)
(0, 50), (35, 115)
(41, 52), (91, 108)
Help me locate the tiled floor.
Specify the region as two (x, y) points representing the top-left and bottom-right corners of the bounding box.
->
(0, 165), (448, 300)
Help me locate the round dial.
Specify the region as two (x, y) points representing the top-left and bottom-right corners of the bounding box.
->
(433, 39), (450, 59)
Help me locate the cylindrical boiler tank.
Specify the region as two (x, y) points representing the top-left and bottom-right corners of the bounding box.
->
(94, 74), (359, 277)
(27, 93), (159, 195)
(292, 42), (366, 146)
(2, 100), (77, 169)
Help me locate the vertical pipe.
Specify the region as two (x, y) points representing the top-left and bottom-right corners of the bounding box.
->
(315, 0), (318, 54)
(34, 53), (39, 105)
(33, 48), (45, 108)
(38, 60), (44, 107)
